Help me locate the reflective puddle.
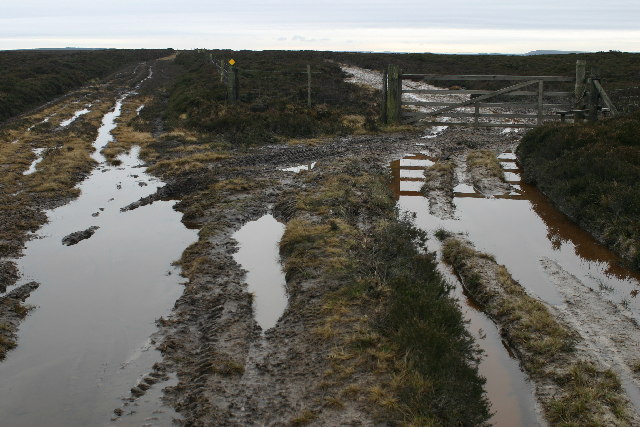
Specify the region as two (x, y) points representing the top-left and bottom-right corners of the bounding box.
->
(23, 148), (46, 175)
(281, 162), (317, 173)
(393, 153), (541, 426)
(393, 150), (640, 425)
(0, 96), (197, 426)
(59, 106), (91, 128)
(232, 214), (287, 331)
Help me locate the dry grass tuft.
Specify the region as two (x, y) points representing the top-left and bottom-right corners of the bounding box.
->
(466, 149), (505, 180)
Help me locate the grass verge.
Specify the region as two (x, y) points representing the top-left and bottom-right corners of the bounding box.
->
(279, 159), (490, 425)
(517, 113), (640, 270)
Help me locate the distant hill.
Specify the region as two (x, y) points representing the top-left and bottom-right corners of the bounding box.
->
(525, 50), (586, 55)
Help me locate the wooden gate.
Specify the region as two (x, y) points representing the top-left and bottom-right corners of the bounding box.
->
(382, 60), (617, 128)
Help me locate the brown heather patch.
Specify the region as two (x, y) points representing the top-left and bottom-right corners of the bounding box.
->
(146, 152), (229, 177)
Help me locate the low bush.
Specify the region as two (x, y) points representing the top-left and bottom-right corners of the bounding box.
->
(517, 112), (640, 270)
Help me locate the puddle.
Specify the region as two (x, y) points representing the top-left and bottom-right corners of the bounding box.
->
(23, 148), (47, 175)
(281, 162), (316, 173)
(92, 97), (125, 162)
(392, 153), (543, 426)
(232, 214), (287, 331)
(0, 97), (197, 426)
(454, 183), (476, 194)
(136, 105), (145, 115)
(59, 106), (91, 127)
(112, 372), (182, 425)
(392, 150), (640, 424)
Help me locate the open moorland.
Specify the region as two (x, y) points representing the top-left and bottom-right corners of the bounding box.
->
(0, 49), (639, 426)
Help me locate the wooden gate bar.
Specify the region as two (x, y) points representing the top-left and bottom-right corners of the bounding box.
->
(403, 89), (572, 97)
(403, 101), (570, 109)
(402, 74), (575, 82)
(425, 80), (541, 117)
(593, 80), (619, 116)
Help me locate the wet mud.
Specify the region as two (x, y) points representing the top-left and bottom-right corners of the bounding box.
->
(1, 60), (638, 426)
(61, 225), (99, 246)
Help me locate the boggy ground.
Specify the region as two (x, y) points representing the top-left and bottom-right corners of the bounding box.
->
(3, 56), (640, 426)
(0, 60), (158, 359)
(413, 130), (640, 425)
(121, 128), (500, 425)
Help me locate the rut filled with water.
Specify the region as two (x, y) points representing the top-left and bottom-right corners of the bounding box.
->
(392, 150), (640, 425)
(0, 95), (197, 426)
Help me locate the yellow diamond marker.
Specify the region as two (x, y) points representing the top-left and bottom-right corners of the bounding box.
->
(229, 59), (236, 66)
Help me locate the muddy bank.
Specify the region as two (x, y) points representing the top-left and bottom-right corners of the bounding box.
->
(0, 281), (39, 359)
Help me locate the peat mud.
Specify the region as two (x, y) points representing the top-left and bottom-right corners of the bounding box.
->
(61, 225), (99, 246)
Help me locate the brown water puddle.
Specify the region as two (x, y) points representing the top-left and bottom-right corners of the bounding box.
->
(392, 153), (542, 426)
(392, 150), (640, 425)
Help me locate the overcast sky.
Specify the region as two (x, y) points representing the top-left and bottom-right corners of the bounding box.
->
(2, 0), (639, 53)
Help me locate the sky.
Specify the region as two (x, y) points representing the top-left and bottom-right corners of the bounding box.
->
(2, 0), (639, 53)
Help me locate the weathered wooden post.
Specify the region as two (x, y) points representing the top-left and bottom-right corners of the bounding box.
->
(588, 66), (600, 122)
(474, 104), (480, 127)
(380, 68), (388, 124)
(574, 60), (587, 106)
(537, 80), (544, 126)
(220, 59), (225, 83)
(574, 60), (587, 123)
(386, 65), (401, 124)
(227, 60), (239, 103)
(307, 64), (312, 108)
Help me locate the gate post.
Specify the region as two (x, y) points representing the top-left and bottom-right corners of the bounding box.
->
(386, 65), (401, 124)
(574, 60), (587, 108)
(573, 60), (587, 123)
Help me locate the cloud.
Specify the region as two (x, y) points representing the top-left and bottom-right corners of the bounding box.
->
(1, 1), (639, 51)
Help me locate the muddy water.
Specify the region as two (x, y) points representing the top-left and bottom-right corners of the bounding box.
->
(0, 98), (197, 426)
(232, 214), (287, 331)
(392, 154), (542, 427)
(394, 150), (640, 425)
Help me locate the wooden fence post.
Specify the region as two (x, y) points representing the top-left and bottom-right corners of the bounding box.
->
(537, 80), (544, 126)
(228, 64), (239, 103)
(573, 60), (587, 123)
(381, 68), (388, 123)
(386, 65), (401, 124)
(588, 66), (600, 122)
(307, 64), (312, 108)
(574, 60), (587, 108)
(220, 60), (225, 83)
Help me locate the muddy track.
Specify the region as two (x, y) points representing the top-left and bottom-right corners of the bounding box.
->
(133, 138), (429, 425)
(2, 59), (639, 426)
